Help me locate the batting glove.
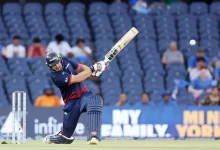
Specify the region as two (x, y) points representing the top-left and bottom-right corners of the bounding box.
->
(91, 71), (96, 76)
(91, 61), (108, 77)
(95, 71), (103, 77)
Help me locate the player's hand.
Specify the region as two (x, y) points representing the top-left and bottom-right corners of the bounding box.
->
(95, 71), (103, 77)
(91, 61), (108, 77)
(91, 71), (96, 76)
(93, 61), (108, 72)
(90, 61), (106, 75)
(95, 62), (109, 77)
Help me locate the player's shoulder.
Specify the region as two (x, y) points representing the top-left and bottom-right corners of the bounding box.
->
(62, 57), (74, 66)
(62, 57), (69, 62)
(63, 57), (78, 65)
(62, 57), (70, 62)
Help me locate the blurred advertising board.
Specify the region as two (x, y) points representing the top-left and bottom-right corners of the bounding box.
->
(102, 106), (220, 140)
(0, 106), (220, 140)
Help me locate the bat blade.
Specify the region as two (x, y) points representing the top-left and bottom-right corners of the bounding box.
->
(104, 27), (139, 63)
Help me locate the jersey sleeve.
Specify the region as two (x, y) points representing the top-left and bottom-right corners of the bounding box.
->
(65, 58), (79, 70)
(51, 72), (73, 87)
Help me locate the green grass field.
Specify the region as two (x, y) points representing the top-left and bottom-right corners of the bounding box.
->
(0, 140), (220, 150)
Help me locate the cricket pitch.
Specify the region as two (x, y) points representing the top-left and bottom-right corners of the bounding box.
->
(0, 140), (220, 150)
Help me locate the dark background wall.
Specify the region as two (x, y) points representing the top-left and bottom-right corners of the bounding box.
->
(0, 0), (218, 5)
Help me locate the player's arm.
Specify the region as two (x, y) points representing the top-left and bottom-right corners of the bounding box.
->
(70, 61), (107, 84)
(67, 58), (107, 82)
(75, 64), (90, 72)
(52, 66), (93, 86)
(70, 68), (92, 83)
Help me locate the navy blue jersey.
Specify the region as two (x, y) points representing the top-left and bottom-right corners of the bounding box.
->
(51, 57), (88, 104)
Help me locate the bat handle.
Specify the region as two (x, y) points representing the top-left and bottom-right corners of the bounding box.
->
(104, 57), (110, 64)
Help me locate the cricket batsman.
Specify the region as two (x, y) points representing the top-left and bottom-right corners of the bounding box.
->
(43, 52), (108, 144)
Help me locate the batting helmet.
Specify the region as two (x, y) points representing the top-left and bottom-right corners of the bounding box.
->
(45, 52), (62, 68)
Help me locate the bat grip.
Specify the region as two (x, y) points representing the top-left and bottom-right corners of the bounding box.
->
(104, 57), (110, 63)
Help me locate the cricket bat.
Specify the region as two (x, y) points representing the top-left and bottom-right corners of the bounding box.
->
(104, 27), (139, 63)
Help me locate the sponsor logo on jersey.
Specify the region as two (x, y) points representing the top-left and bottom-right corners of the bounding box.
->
(65, 63), (69, 69)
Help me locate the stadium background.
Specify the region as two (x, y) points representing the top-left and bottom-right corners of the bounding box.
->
(0, 0), (220, 141)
